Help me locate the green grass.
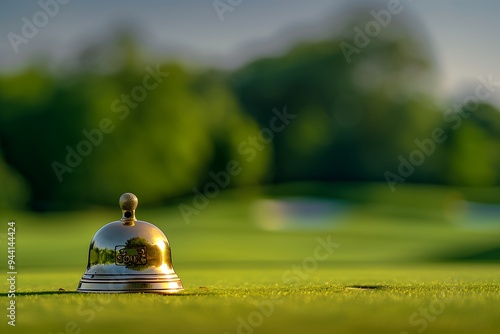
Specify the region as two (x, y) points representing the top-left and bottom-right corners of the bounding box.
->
(3, 266), (500, 334)
(1, 184), (500, 333)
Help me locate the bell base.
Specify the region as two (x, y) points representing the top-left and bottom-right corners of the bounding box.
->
(77, 275), (183, 294)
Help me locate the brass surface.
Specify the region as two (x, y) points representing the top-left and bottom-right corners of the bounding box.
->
(77, 193), (183, 293)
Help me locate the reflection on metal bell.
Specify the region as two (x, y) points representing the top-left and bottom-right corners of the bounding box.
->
(77, 193), (183, 293)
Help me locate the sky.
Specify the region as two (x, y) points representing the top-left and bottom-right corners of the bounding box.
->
(1, 0), (499, 104)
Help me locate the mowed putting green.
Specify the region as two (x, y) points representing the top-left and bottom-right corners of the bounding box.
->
(1, 184), (500, 333)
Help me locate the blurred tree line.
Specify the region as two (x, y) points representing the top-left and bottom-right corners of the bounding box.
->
(1, 15), (500, 211)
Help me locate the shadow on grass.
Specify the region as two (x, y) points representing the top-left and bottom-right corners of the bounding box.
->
(1, 286), (390, 296)
(344, 285), (388, 291)
(0, 290), (81, 296)
(0, 289), (214, 297)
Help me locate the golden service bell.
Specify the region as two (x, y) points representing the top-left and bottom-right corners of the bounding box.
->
(77, 193), (183, 293)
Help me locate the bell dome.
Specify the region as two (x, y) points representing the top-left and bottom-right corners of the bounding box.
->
(77, 193), (183, 293)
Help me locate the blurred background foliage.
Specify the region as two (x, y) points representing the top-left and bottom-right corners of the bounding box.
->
(1, 11), (500, 211)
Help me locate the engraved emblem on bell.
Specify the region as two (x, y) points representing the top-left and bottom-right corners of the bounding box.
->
(115, 245), (147, 266)
(77, 193), (183, 293)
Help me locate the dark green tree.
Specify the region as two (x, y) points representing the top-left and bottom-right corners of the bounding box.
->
(230, 13), (441, 184)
